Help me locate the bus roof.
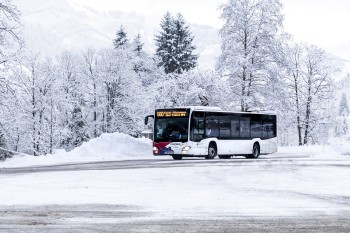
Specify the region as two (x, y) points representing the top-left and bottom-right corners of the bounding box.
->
(158, 106), (277, 115)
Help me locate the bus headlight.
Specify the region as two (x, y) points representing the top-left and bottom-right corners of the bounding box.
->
(153, 147), (159, 154)
(182, 146), (191, 152)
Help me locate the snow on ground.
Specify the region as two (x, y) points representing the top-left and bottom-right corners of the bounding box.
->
(1, 132), (349, 168)
(0, 133), (153, 168)
(329, 137), (350, 156)
(0, 135), (350, 218)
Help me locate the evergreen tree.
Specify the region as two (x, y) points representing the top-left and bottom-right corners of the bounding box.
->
(339, 93), (349, 116)
(69, 106), (87, 148)
(173, 13), (197, 73)
(155, 12), (174, 74)
(132, 33), (144, 54)
(155, 12), (197, 74)
(342, 118), (348, 135)
(113, 25), (128, 49)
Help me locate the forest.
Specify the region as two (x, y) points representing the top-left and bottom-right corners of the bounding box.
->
(0, 0), (347, 156)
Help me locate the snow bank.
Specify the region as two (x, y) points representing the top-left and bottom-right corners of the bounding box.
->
(329, 138), (350, 156)
(2, 134), (348, 169)
(278, 144), (344, 159)
(0, 133), (153, 168)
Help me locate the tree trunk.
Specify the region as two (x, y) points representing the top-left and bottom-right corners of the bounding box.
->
(303, 76), (312, 145)
(293, 75), (303, 146)
(93, 82), (97, 137)
(50, 98), (53, 154)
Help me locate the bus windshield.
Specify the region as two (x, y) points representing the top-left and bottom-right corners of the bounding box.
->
(154, 118), (189, 142)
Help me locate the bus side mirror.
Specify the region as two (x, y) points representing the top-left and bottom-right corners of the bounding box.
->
(145, 115), (154, 125)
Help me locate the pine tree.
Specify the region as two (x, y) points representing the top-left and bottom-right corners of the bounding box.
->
(132, 33), (144, 54)
(113, 25), (129, 49)
(173, 13), (197, 73)
(342, 118), (348, 135)
(339, 93), (349, 116)
(155, 12), (197, 74)
(69, 106), (87, 148)
(155, 12), (174, 74)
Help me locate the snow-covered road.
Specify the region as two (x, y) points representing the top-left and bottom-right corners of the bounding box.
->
(1, 151), (350, 213)
(0, 151), (350, 232)
(1, 205), (350, 233)
(1, 142), (350, 231)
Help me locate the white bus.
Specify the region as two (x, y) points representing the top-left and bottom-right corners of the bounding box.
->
(145, 106), (277, 160)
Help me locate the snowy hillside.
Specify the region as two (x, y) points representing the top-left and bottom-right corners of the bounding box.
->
(327, 53), (350, 81)
(13, 0), (350, 72)
(13, 0), (220, 69)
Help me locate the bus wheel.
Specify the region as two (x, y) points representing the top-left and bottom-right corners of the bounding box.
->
(246, 143), (260, 159)
(219, 155), (231, 159)
(172, 155), (183, 160)
(206, 143), (217, 159)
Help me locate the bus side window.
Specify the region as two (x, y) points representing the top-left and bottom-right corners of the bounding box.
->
(191, 112), (205, 142)
(240, 115), (250, 138)
(231, 115), (240, 138)
(262, 115), (276, 139)
(267, 115), (277, 138)
(261, 116), (268, 139)
(205, 115), (219, 138)
(218, 115), (231, 139)
(251, 114), (262, 138)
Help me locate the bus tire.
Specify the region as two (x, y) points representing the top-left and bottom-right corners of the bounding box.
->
(206, 142), (217, 160)
(172, 155), (183, 160)
(246, 143), (260, 159)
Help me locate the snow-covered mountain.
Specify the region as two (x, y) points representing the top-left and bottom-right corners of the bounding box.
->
(13, 0), (220, 69)
(11, 0), (350, 73)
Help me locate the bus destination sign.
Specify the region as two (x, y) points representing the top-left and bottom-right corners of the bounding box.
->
(156, 110), (189, 118)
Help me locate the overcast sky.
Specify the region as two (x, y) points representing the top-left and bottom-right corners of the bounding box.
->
(71, 0), (350, 61)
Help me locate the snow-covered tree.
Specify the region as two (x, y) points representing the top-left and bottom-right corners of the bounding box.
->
(276, 42), (305, 145)
(98, 47), (144, 135)
(0, 0), (23, 64)
(132, 33), (143, 54)
(152, 70), (229, 109)
(277, 41), (337, 145)
(155, 12), (173, 74)
(217, 0), (284, 111)
(335, 118), (348, 137)
(9, 54), (57, 155)
(113, 25), (128, 49)
(0, 0), (23, 150)
(69, 105), (88, 147)
(334, 93), (349, 137)
(80, 48), (103, 139)
(302, 45), (336, 145)
(343, 118), (348, 135)
(0, 124), (6, 148)
(339, 93), (349, 116)
(56, 51), (89, 150)
(155, 12), (197, 74)
(172, 13), (197, 73)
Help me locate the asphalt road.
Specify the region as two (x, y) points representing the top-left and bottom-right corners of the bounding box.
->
(1, 155), (350, 232)
(0, 153), (347, 175)
(0, 204), (350, 233)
